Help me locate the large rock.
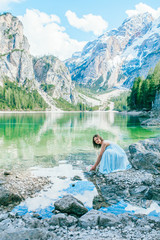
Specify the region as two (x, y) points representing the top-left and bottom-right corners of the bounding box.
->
(0, 186), (21, 206)
(98, 212), (119, 227)
(78, 209), (100, 228)
(48, 213), (78, 227)
(129, 138), (160, 174)
(54, 195), (88, 217)
(79, 210), (119, 228)
(87, 168), (159, 207)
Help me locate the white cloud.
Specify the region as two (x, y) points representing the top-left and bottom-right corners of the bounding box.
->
(0, 0), (23, 11)
(126, 2), (160, 19)
(18, 9), (86, 60)
(65, 10), (108, 36)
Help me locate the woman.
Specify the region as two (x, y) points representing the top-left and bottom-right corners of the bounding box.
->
(91, 134), (130, 174)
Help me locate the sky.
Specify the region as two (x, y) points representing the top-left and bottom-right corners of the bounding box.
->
(0, 0), (160, 60)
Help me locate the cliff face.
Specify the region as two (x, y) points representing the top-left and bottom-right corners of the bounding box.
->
(0, 13), (77, 108)
(33, 56), (77, 103)
(0, 13), (35, 86)
(65, 13), (160, 90)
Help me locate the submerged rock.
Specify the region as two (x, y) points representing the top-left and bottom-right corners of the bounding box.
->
(54, 195), (88, 217)
(57, 176), (67, 180)
(71, 175), (82, 181)
(3, 171), (12, 176)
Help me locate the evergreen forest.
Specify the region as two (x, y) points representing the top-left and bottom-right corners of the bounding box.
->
(127, 61), (160, 111)
(0, 80), (48, 110)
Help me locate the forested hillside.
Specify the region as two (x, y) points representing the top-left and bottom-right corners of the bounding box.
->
(127, 61), (160, 111)
(0, 80), (48, 110)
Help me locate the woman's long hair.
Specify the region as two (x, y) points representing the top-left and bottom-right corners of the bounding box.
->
(93, 134), (103, 149)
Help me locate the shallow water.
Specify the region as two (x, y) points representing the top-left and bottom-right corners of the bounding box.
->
(12, 165), (160, 219)
(1, 111), (160, 170)
(0, 112), (160, 218)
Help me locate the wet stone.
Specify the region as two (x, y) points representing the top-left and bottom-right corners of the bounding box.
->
(71, 176), (82, 181)
(54, 195), (88, 217)
(4, 171), (12, 176)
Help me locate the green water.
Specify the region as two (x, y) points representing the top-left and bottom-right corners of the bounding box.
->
(0, 112), (160, 170)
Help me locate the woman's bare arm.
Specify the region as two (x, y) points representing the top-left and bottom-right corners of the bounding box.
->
(91, 142), (110, 170)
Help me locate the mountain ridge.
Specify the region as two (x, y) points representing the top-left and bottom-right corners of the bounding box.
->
(0, 12), (79, 110)
(65, 12), (160, 91)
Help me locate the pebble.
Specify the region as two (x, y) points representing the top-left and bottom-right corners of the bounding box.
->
(5, 218), (152, 240)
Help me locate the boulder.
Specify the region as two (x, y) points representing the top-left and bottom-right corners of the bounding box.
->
(54, 195), (88, 216)
(78, 209), (100, 228)
(79, 210), (119, 228)
(0, 187), (22, 206)
(49, 213), (78, 227)
(87, 168), (157, 207)
(98, 212), (119, 227)
(129, 138), (160, 174)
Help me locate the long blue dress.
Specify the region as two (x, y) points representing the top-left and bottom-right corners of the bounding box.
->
(99, 141), (130, 174)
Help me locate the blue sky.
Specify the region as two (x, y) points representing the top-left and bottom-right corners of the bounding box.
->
(1, 0), (160, 59)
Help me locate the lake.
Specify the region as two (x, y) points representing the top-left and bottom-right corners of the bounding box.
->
(1, 111), (160, 170)
(1, 111), (160, 218)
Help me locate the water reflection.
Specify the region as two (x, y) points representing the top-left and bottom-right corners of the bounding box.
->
(5, 112), (159, 219)
(12, 165), (160, 219)
(0, 112), (160, 169)
(12, 164), (98, 218)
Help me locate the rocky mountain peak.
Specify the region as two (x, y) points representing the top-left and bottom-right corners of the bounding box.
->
(33, 55), (77, 103)
(0, 12), (29, 54)
(119, 12), (153, 33)
(65, 12), (159, 90)
(0, 13), (78, 109)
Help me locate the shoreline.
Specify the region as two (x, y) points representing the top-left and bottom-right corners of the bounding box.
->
(0, 110), (144, 115)
(0, 168), (51, 213)
(0, 137), (160, 239)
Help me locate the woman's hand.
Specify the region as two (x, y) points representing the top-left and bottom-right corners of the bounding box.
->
(90, 165), (96, 171)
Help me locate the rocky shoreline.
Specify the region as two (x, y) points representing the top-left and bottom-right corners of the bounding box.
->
(0, 169), (51, 212)
(0, 207), (160, 240)
(0, 137), (160, 239)
(139, 110), (160, 126)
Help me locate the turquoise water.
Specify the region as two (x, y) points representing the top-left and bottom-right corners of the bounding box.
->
(0, 112), (160, 218)
(0, 111), (160, 170)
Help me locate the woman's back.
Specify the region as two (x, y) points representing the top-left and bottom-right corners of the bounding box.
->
(99, 140), (130, 174)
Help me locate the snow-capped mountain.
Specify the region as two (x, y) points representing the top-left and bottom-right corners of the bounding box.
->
(65, 13), (160, 90)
